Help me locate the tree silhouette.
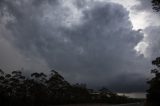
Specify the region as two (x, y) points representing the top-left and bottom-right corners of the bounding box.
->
(0, 69), (142, 106)
(70, 83), (91, 103)
(145, 1), (160, 105)
(0, 69), (5, 105)
(146, 57), (160, 106)
(47, 70), (71, 104)
(30, 72), (48, 106)
(152, 0), (160, 12)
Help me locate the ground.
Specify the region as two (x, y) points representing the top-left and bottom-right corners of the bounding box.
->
(53, 103), (143, 106)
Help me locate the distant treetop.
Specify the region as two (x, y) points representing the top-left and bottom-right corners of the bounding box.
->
(152, 0), (160, 12)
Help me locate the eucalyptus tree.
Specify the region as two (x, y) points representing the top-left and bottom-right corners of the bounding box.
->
(152, 0), (160, 12)
(30, 72), (48, 106)
(146, 57), (160, 106)
(47, 70), (71, 104)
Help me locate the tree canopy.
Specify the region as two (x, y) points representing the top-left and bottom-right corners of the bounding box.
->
(146, 57), (160, 106)
(0, 69), (142, 106)
(152, 0), (160, 12)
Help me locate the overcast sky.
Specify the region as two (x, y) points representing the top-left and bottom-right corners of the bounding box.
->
(0, 0), (160, 93)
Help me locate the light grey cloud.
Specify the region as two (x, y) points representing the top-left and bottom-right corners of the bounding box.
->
(142, 26), (160, 59)
(132, 0), (160, 59)
(0, 0), (50, 73)
(133, 0), (153, 11)
(0, 0), (150, 92)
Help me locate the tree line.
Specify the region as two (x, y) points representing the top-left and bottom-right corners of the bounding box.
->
(0, 69), (142, 106)
(146, 57), (160, 106)
(145, 0), (160, 106)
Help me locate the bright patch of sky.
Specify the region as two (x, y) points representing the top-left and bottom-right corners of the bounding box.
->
(118, 92), (146, 99)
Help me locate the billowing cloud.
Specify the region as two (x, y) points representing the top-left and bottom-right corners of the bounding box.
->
(133, 0), (160, 58)
(141, 26), (160, 59)
(0, 0), (152, 92)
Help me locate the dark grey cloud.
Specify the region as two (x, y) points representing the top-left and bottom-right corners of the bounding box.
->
(108, 73), (148, 93)
(0, 0), (150, 92)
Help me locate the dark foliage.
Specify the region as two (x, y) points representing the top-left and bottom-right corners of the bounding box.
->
(0, 69), (142, 106)
(146, 57), (160, 106)
(152, 0), (160, 12)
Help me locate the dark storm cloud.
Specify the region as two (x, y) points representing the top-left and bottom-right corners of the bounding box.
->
(108, 73), (147, 93)
(0, 0), (149, 92)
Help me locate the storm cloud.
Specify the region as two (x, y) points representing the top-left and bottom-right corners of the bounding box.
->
(0, 0), (154, 92)
(141, 26), (160, 59)
(133, 0), (160, 59)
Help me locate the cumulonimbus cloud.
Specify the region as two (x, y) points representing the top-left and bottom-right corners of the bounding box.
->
(0, 0), (153, 92)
